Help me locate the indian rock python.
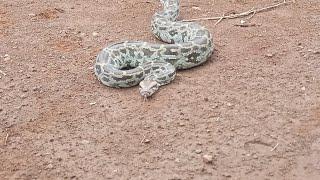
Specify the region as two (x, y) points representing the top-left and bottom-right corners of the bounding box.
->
(94, 0), (214, 98)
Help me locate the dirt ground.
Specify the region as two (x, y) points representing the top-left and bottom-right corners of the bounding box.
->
(1, 0), (320, 179)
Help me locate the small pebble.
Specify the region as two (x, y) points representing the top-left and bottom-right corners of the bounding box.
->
(144, 139), (151, 143)
(92, 32), (99, 37)
(28, 13), (36, 17)
(4, 54), (10, 61)
(81, 140), (90, 144)
(195, 149), (202, 154)
(33, 87), (40, 91)
(202, 154), (213, 164)
(211, 104), (218, 109)
(191, 6), (201, 10)
(46, 164), (54, 169)
(265, 53), (273, 58)
(79, 32), (86, 37)
(222, 173), (232, 178)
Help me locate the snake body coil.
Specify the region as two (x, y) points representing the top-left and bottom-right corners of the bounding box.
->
(94, 0), (214, 98)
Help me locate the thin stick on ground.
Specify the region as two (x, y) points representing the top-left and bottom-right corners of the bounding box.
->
(141, 135), (146, 144)
(4, 132), (9, 146)
(246, 8), (257, 21)
(214, 13), (225, 26)
(182, 0), (289, 22)
(270, 143), (279, 151)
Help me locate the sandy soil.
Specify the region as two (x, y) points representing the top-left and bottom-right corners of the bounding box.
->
(1, 0), (320, 179)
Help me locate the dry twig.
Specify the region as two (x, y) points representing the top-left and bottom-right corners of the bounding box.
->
(234, 23), (257, 27)
(4, 132), (9, 146)
(141, 135), (146, 144)
(214, 13), (225, 26)
(270, 143), (279, 151)
(182, 0), (289, 22)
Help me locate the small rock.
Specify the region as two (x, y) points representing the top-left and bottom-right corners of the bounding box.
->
(191, 6), (201, 10)
(28, 13), (36, 17)
(89, 102), (96, 105)
(46, 164), (54, 169)
(265, 53), (274, 58)
(81, 140), (90, 144)
(301, 86), (306, 91)
(144, 139), (151, 143)
(195, 149), (202, 154)
(202, 154), (213, 164)
(314, 50), (320, 54)
(92, 32), (99, 37)
(211, 104), (218, 109)
(222, 173), (232, 178)
(4, 54), (10, 61)
(33, 86), (40, 91)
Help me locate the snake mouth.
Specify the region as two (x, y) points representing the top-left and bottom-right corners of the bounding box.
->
(139, 79), (160, 98)
(143, 95), (148, 101)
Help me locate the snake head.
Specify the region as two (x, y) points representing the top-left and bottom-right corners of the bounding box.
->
(139, 79), (160, 99)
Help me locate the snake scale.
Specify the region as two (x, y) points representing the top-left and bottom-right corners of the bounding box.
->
(94, 0), (214, 98)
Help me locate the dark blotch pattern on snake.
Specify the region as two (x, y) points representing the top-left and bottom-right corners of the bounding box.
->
(94, 0), (214, 98)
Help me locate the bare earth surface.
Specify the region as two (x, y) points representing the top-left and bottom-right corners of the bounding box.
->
(1, 0), (320, 179)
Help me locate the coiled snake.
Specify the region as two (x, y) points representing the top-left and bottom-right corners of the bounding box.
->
(94, 0), (214, 99)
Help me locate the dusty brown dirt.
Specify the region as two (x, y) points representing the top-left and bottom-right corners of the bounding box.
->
(1, 0), (320, 179)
